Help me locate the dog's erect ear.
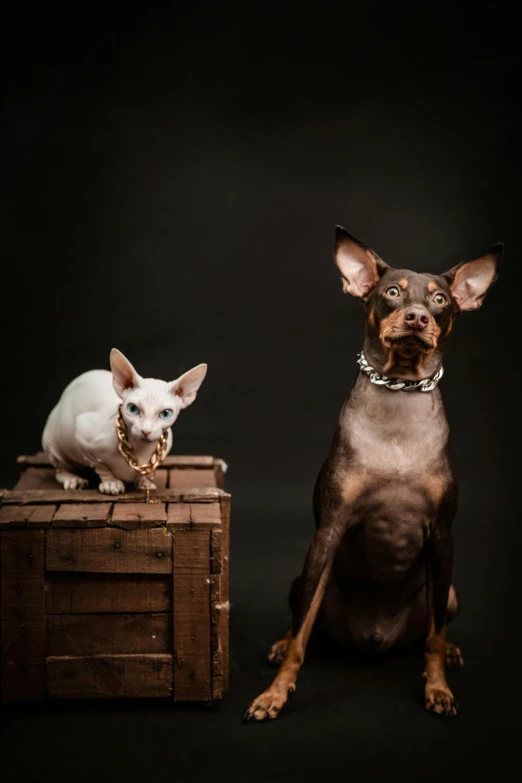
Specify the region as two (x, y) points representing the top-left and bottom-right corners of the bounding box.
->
(442, 243), (503, 311)
(334, 226), (389, 298)
(110, 349), (142, 397)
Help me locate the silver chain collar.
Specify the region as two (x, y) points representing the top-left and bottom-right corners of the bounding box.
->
(357, 351), (444, 392)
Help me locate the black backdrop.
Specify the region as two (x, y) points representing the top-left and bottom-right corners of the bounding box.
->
(1, 2), (520, 781)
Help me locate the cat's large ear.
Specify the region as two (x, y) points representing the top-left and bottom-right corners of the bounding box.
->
(441, 243), (503, 311)
(334, 225), (389, 298)
(110, 349), (142, 397)
(170, 364), (207, 409)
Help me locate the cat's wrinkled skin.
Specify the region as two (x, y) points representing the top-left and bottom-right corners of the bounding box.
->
(244, 226), (502, 723)
(42, 349), (207, 495)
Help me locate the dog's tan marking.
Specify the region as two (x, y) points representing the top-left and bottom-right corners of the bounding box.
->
(398, 278), (408, 289)
(427, 281), (437, 292)
(424, 580), (458, 717)
(245, 567), (331, 721)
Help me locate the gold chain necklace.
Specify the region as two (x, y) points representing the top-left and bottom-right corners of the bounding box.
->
(115, 405), (169, 502)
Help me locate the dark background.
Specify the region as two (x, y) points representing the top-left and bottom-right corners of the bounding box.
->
(1, 1), (520, 780)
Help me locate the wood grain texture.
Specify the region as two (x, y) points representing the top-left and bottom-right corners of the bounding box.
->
(172, 530), (211, 701)
(14, 467), (57, 490)
(163, 456), (215, 467)
(169, 469), (217, 489)
(46, 573), (172, 614)
(46, 614), (171, 655)
(1, 531), (45, 701)
(111, 503), (167, 530)
(46, 654), (173, 699)
(210, 572), (223, 699)
(2, 488), (219, 505)
(0, 505), (56, 528)
(167, 502), (222, 530)
(17, 452), (215, 468)
(219, 495), (230, 691)
(46, 528), (172, 573)
(52, 503), (112, 528)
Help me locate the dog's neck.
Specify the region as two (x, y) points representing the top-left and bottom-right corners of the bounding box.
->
(362, 335), (444, 381)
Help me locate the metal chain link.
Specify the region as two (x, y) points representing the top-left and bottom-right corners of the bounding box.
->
(356, 351), (444, 392)
(115, 406), (169, 502)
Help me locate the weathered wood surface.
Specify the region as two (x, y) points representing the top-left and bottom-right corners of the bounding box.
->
(173, 530), (211, 701)
(46, 613), (171, 655)
(168, 469), (217, 488)
(210, 530), (223, 698)
(219, 495), (230, 690)
(2, 488), (228, 505)
(1, 531), (45, 701)
(46, 573), (172, 614)
(52, 503), (112, 528)
(111, 503), (167, 529)
(0, 504), (57, 528)
(46, 528), (172, 573)
(167, 502), (222, 530)
(46, 654), (173, 698)
(17, 452), (217, 469)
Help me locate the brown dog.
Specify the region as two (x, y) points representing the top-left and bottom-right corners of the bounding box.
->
(244, 226), (502, 722)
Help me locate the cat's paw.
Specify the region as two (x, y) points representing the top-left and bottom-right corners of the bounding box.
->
(56, 471), (88, 491)
(137, 477), (157, 491)
(99, 479), (125, 495)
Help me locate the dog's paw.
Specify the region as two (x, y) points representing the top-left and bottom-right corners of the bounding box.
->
(445, 642), (464, 669)
(243, 683), (296, 723)
(99, 479), (125, 495)
(425, 684), (459, 718)
(266, 638), (288, 667)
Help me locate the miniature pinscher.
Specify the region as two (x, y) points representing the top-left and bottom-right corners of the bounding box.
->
(244, 226), (502, 722)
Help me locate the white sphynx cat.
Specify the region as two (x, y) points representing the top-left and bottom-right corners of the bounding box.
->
(42, 349), (207, 495)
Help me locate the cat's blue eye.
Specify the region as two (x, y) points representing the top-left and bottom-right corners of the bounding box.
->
(159, 409), (173, 420)
(126, 403), (140, 416)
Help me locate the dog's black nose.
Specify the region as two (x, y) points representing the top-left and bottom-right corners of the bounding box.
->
(404, 306), (430, 330)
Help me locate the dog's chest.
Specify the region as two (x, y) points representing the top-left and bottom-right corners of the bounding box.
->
(344, 382), (448, 477)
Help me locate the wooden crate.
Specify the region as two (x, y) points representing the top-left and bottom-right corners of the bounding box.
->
(0, 453), (230, 702)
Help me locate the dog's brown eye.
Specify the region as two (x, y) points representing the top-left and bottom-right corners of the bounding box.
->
(434, 293), (447, 306)
(385, 286), (400, 298)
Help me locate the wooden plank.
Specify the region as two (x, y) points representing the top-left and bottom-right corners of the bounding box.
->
(0, 505), (56, 528)
(166, 502), (222, 530)
(163, 456), (215, 467)
(210, 528), (224, 698)
(169, 469), (217, 489)
(111, 503), (167, 530)
(14, 467), (58, 490)
(180, 488), (224, 503)
(1, 488), (223, 505)
(46, 654), (172, 699)
(46, 573), (172, 614)
(17, 453), (216, 469)
(46, 614), (171, 655)
(52, 503), (111, 528)
(210, 574), (223, 699)
(153, 470), (168, 489)
(1, 531), (45, 701)
(172, 530), (211, 701)
(46, 528), (172, 573)
(219, 495), (230, 691)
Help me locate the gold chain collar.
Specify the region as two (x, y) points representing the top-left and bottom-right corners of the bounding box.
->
(115, 405), (169, 502)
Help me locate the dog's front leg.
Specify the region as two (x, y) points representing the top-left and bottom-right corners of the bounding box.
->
(243, 519), (346, 723)
(424, 526), (458, 717)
